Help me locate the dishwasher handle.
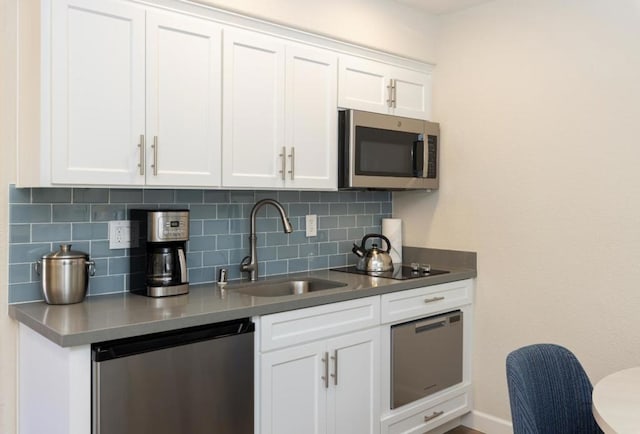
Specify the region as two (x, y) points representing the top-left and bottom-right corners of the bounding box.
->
(92, 318), (254, 362)
(413, 311), (461, 334)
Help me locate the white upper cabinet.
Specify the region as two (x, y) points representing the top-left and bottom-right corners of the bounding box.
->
(145, 11), (222, 187)
(47, 0), (221, 187)
(285, 45), (338, 190)
(222, 28), (286, 189)
(338, 55), (432, 120)
(50, 0), (146, 185)
(20, 0), (431, 188)
(222, 29), (338, 190)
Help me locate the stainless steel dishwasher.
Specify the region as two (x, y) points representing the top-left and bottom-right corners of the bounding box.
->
(391, 310), (463, 409)
(91, 318), (254, 434)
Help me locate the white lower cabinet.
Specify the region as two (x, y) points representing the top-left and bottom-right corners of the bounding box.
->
(258, 296), (381, 434)
(379, 280), (474, 434)
(327, 329), (380, 434)
(16, 280), (473, 434)
(260, 328), (380, 434)
(383, 392), (470, 434)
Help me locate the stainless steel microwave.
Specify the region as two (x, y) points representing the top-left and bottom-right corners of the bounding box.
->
(338, 109), (439, 190)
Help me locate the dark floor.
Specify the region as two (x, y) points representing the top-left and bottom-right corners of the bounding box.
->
(444, 426), (485, 434)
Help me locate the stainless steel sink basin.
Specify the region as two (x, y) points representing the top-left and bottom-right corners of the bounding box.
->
(230, 277), (348, 297)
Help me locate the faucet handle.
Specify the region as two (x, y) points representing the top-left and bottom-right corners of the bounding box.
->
(240, 255), (251, 271)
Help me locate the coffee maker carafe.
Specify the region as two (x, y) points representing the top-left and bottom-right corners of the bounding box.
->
(130, 209), (189, 297)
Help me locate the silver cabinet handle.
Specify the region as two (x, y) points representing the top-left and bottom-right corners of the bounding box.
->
(137, 134), (145, 176)
(424, 296), (445, 304)
(321, 352), (329, 388)
(391, 79), (397, 108)
(386, 79), (394, 108)
(424, 411), (444, 423)
(330, 350), (338, 386)
(279, 146), (286, 180)
(151, 136), (158, 176)
(288, 147), (295, 180)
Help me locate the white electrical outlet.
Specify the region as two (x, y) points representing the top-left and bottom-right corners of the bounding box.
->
(305, 214), (317, 237)
(109, 220), (139, 249)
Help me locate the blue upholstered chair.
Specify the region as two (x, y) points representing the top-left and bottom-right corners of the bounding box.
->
(506, 343), (603, 434)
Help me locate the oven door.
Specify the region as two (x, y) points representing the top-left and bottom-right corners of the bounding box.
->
(391, 310), (463, 409)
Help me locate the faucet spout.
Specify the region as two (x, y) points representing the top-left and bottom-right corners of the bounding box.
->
(240, 199), (293, 281)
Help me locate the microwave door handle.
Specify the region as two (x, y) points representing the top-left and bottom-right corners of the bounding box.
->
(413, 140), (425, 177)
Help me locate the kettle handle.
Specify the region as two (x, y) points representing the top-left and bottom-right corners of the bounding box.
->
(352, 243), (365, 258)
(361, 233), (392, 253)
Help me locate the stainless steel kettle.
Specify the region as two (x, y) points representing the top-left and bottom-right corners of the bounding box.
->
(352, 234), (394, 273)
(36, 244), (95, 304)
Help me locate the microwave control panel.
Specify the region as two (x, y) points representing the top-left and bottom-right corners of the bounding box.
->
(427, 135), (438, 179)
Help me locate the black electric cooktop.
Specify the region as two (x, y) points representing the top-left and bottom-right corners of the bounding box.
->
(331, 265), (449, 280)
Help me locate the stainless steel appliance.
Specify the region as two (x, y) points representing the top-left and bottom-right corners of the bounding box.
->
(91, 318), (255, 434)
(332, 264), (449, 280)
(339, 109), (440, 190)
(391, 310), (463, 408)
(36, 244), (95, 304)
(130, 209), (189, 297)
(352, 233), (394, 273)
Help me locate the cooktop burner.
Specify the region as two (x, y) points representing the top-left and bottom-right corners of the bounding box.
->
(331, 265), (449, 280)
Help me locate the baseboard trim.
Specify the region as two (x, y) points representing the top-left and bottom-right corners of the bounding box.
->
(462, 410), (513, 434)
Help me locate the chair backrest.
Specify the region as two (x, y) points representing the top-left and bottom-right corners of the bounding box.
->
(505, 343), (603, 434)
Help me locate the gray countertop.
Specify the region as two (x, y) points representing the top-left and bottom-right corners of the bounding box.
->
(9, 249), (477, 347)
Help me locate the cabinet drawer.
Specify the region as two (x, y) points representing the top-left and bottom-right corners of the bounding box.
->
(260, 296), (380, 351)
(385, 392), (470, 434)
(381, 280), (472, 324)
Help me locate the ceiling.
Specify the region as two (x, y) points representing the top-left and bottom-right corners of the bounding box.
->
(393, 0), (494, 15)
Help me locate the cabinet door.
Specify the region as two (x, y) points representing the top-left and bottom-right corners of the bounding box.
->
(327, 328), (381, 434)
(338, 55), (432, 120)
(389, 66), (431, 120)
(285, 45), (338, 190)
(260, 341), (327, 434)
(50, 0), (145, 185)
(338, 55), (390, 114)
(145, 12), (222, 187)
(222, 29), (285, 188)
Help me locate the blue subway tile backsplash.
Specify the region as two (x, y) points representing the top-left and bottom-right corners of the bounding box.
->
(7, 185), (391, 304)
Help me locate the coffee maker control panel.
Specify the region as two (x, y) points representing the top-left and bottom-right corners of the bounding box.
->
(148, 210), (190, 242)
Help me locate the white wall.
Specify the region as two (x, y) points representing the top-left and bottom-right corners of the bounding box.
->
(0, 0), (18, 432)
(194, 0), (439, 62)
(396, 0), (640, 423)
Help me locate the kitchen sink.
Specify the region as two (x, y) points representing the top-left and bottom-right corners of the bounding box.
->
(229, 277), (348, 297)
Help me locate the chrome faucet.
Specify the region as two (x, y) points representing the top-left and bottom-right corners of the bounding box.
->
(240, 199), (293, 281)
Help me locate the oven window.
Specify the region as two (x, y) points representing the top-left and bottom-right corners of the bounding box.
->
(355, 126), (422, 177)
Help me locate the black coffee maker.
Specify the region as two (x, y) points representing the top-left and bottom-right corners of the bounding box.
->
(130, 209), (189, 297)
